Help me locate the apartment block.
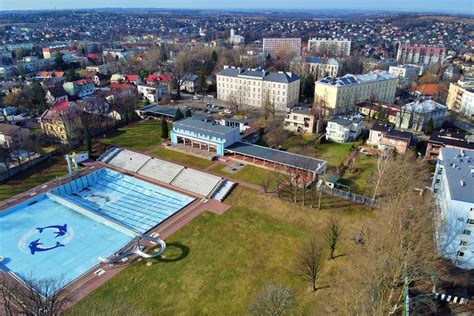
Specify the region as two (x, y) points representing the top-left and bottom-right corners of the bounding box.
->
(307, 38), (351, 57)
(396, 45), (447, 65)
(432, 148), (474, 270)
(446, 80), (474, 118)
(216, 66), (300, 111)
(314, 71), (398, 115)
(263, 38), (301, 58)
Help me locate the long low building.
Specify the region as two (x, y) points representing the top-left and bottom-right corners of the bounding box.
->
(226, 141), (326, 182)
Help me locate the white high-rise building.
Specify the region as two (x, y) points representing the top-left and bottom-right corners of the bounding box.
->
(432, 147), (474, 270)
(216, 66), (300, 111)
(263, 38), (301, 58)
(307, 38), (351, 57)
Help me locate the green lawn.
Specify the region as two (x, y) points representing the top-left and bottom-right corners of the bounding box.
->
(150, 148), (214, 170)
(69, 187), (372, 315)
(0, 157), (68, 201)
(311, 141), (356, 167)
(340, 154), (377, 196)
(209, 163), (279, 190)
(99, 120), (164, 153)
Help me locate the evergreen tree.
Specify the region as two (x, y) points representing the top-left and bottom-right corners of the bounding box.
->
(174, 108), (184, 121)
(426, 118), (434, 134)
(140, 69), (150, 80)
(55, 52), (65, 70)
(211, 50), (218, 62)
(65, 68), (79, 82)
(301, 75), (315, 102)
(161, 117), (169, 139)
(29, 81), (48, 114)
(185, 108), (192, 117)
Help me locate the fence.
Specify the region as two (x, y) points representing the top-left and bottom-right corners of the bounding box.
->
(318, 184), (380, 207)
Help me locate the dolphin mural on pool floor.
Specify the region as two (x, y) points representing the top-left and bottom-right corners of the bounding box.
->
(28, 239), (64, 255)
(36, 224), (67, 237)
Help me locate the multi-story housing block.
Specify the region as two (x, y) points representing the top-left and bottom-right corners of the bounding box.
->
(217, 66), (300, 111)
(314, 71), (398, 115)
(307, 38), (351, 57)
(263, 38), (301, 58)
(432, 147), (474, 270)
(396, 45), (447, 65)
(446, 80), (474, 118)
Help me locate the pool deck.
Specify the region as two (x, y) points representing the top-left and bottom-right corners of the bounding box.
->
(0, 160), (233, 309)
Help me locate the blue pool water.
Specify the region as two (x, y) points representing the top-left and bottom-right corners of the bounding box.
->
(0, 194), (134, 288)
(0, 168), (195, 290)
(51, 168), (194, 233)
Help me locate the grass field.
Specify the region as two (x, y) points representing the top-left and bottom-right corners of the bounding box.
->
(99, 120), (164, 153)
(150, 148), (214, 169)
(340, 154), (377, 196)
(0, 157), (68, 201)
(208, 163), (279, 190)
(70, 187), (372, 315)
(308, 142), (356, 168)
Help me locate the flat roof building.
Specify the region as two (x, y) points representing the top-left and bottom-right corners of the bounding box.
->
(432, 148), (474, 270)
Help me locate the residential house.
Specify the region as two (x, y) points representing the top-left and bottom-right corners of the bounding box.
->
(424, 130), (474, 161)
(181, 75), (200, 93)
(396, 100), (447, 132)
(284, 106), (319, 133)
(44, 84), (68, 104)
(137, 84), (166, 103)
(39, 100), (83, 144)
(431, 147), (474, 270)
(84, 72), (109, 86)
(0, 123), (30, 148)
(110, 74), (142, 86)
(326, 115), (363, 143)
(63, 80), (96, 98)
(355, 101), (400, 123)
(368, 123), (412, 154)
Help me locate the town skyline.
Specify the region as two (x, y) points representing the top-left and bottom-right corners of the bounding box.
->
(1, 0), (473, 14)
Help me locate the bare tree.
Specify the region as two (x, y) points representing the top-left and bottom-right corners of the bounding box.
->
(372, 152), (392, 201)
(249, 283), (294, 316)
(325, 216), (342, 260)
(297, 237), (325, 292)
(258, 171), (275, 194)
(1, 274), (71, 316)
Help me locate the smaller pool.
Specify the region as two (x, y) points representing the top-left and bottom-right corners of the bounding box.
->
(0, 194), (135, 288)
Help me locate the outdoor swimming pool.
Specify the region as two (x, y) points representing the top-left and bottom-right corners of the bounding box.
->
(0, 168), (195, 290)
(0, 194), (135, 288)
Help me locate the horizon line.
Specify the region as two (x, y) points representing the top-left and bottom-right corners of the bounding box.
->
(0, 7), (472, 16)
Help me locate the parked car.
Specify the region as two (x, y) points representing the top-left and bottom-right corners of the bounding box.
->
(224, 109), (232, 114)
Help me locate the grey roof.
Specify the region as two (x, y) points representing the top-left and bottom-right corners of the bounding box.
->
(318, 71), (397, 86)
(306, 57), (339, 65)
(173, 117), (238, 139)
(226, 142), (326, 174)
(371, 123), (412, 140)
(328, 116), (363, 126)
(140, 104), (177, 117)
(217, 66), (300, 84)
(439, 147), (474, 203)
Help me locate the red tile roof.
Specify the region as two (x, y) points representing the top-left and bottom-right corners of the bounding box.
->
(146, 74), (173, 83)
(124, 74), (138, 82)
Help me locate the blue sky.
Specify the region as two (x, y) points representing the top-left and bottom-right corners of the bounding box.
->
(0, 0), (472, 14)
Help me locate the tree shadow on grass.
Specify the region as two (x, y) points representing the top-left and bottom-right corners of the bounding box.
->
(154, 242), (190, 263)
